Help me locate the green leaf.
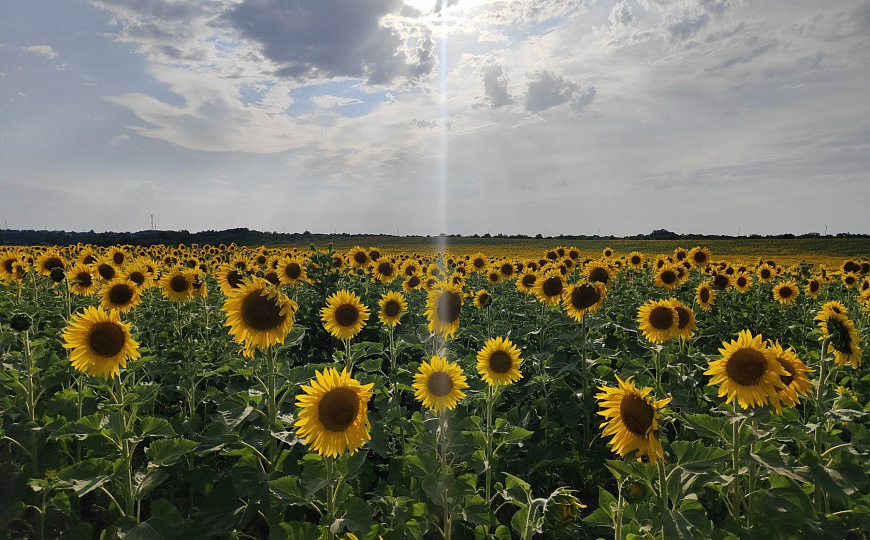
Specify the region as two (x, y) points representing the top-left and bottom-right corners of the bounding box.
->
(145, 439), (199, 467)
(330, 497), (373, 534)
(57, 458), (113, 496)
(683, 414), (726, 440)
(139, 417), (177, 438)
(269, 475), (311, 506)
(671, 441), (730, 473)
(503, 426), (534, 444)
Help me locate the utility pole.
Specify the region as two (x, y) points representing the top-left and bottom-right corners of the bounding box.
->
(151, 214), (154, 230)
(824, 225), (828, 236)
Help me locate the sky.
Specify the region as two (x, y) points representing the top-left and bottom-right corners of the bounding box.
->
(1, 0), (868, 237)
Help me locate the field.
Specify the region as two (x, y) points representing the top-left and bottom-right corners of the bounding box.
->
(1, 243), (869, 540)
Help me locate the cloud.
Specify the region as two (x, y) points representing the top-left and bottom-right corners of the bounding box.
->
(482, 59), (512, 108)
(524, 70), (595, 113)
(310, 95), (366, 108)
(609, 1), (634, 26)
(224, 0), (427, 84)
(108, 135), (131, 147)
(23, 45), (58, 59)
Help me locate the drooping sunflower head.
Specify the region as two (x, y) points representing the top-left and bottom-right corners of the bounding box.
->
(413, 355), (469, 412)
(668, 298), (697, 340)
(161, 268), (194, 303)
(534, 270), (565, 305)
(773, 280), (799, 305)
(696, 280), (716, 311)
(563, 282), (606, 322)
(636, 299), (679, 344)
(704, 330), (786, 409)
(294, 367), (374, 458)
(321, 289), (370, 340)
(378, 291), (407, 326)
(223, 277), (297, 351)
(596, 376), (671, 464)
(99, 278), (142, 313)
(62, 306), (141, 378)
(68, 264), (100, 296)
(425, 282), (464, 338)
(766, 342), (813, 414)
(815, 310), (862, 368)
(474, 289), (492, 309)
(476, 336), (523, 386)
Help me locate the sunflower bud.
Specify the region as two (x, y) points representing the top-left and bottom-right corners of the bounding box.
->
(11, 313), (33, 332)
(50, 267), (66, 283)
(624, 481), (648, 504)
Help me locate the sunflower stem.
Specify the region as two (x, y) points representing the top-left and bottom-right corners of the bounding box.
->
(325, 456), (335, 540)
(614, 479), (624, 540)
(731, 417), (741, 524)
(439, 411), (452, 540)
(265, 345), (277, 469)
(344, 338), (353, 372)
(813, 336), (831, 511)
(23, 330), (39, 478)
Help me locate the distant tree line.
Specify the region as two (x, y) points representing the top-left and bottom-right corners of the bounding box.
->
(0, 228), (866, 247)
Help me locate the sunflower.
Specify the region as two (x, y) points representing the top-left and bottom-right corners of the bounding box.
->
(413, 355), (469, 412)
(673, 248), (688, 261)
(190, 271), (207, 298)
(688, 247), (711, 268)
(62, 306), (141, 378)
(161, 268), (194, 302)
(277, 256), (307, 286)
(669, 298), (697, 340)
(123, 262), (154, 290)
(321, 290), (370, 340)
(696, 280), (716, 311)
(654, 265), (681, 291)
(756, 263), (775, 283)
(820, 300), (848, 317)
(372, 258), (398, 283)
(0, 250), (22, 282)
(223, 278), (297, 351)
(476, 336), (523, 386)
(216, 264), (248, 296)
(815, 310), (862, 368)
(627, 252), (644, 269)
(602, 247), (614, 259)
(99, 278), (141, 313)
(294, 367), (373, 458)
(711, 273), (731, 290)
(734, 272), (753, 293)
(806, 277), (822, 298)
(585, 262), (613, 287)
(497, 259), (516, 281)
(534, 270), (565, 305)
(470, 252), (488, 273)
(766, 342), (813, 414)
(515, 270), (537, 294)
(425, 283), (464, 338)
(704, 330), (787, 409)
(35, 250), (67, 276)
(842, 273), (858, 289)
(636, 300), (679, 344)
(402, 273), (423, 292)
(563, 282), (606, 322)
(473, 289), (492, 309)
(107, 247), (128, 269)
(378, 291), (407, 326)
(773, 281), (799, 305)
(596, 376), (671, 464)
(68, 264), (100, 296)
(486, 267), (502, 285)
(347, 246), (371, 268)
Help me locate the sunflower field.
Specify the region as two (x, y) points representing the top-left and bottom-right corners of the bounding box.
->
(1, 243), (869, 540)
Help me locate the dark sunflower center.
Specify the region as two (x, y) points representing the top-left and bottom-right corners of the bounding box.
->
(522, 274), (536, 287)
(240, 291), (285, 331)
(500, 264), (514, 276)
(128, 272), (145, 286)
(408, 276), (421, 288)
(284, 263), (302, 279)
(778, 359), (796, 387)
(542, 276), (563, 297)
(725, 348), (767, 386)
(76, 272), (93, 287)
(473, 258), (485, 269)
(257, 255), (267, 265)
(82, 254), (96, 265)
(436, 292), (462, 323)
(761, 269), (771, 279)
(700, 288), (710, 303)
(489, 350), (513, 374)
(3, 259), (15, 273)
(478, 292), (491, 307)
(649, 306), (674, 330)
(44, 257), (64, 270)
(845, 276), (855, 285)
(265, 272), (280, 285)
(675, 306), (691, 329)
(88, 322), (126, 357)
(620, 394), (655, 436)
(353, 252), (368, 264)
(335, 304), (360, 327)
(827, 318), (853, 354)
(170, 275), (189, 293)
(778, 286), (793, 298)
(809, 281), (820, 292)
(713, 275), (729, 288)
(109, 284), (135, 306)
(570, 285), (600, 310)
(384, 300), (401, 317)
(227, 270), (244, 288)
(737, 277), (747, 287)
(112, 252), (125, 265)
(427, 372), (454, 397)
(378, 262), (393, 276)
(660, 270), (677, 284)
(318, 387), (359, 432)
(693, 252), (706, 263)
(98, 264), (116, 281)
(631, 256), (641, 265)
(589, 267), (609, 284)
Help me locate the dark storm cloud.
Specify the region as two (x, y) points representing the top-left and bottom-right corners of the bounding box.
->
(225, 0), (427, 84)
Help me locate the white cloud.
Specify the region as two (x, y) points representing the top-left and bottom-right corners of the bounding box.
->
(108, 135), (130, 147)
(310, 95), (366, 109)
(23, 45), (58, 59)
